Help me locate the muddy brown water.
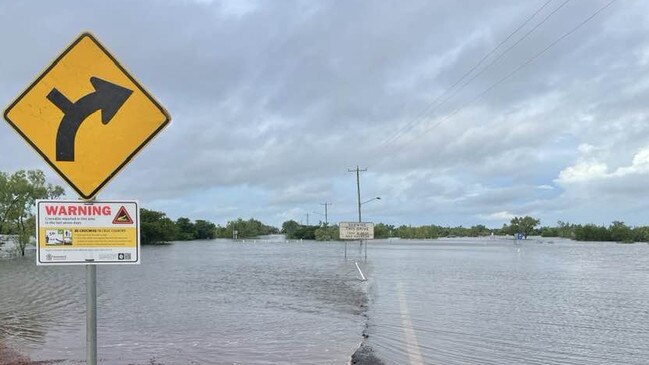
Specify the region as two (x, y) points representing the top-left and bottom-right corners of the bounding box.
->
(2, 237), (649, 364)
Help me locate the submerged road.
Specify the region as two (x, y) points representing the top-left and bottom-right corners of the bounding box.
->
(397, 282), (425, 365)
(361, 237), (649, 364)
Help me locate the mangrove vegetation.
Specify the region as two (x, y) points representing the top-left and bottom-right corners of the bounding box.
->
(1, 169), (648, 249)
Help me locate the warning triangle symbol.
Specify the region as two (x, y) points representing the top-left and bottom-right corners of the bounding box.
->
(112, 206), (134, 224)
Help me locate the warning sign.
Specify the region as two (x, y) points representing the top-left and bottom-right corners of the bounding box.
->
(112, 206), (134, 224)
(4, 33), (170, 199)
(36, 200), (139, 265)
(339, 222), (375, 240)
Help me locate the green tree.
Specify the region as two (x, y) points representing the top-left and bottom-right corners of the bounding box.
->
(509, 216), (540, 238)
(217, 218), (279, 239)
(281, 220), (301, 237)
(194, 219), (216, 239)
(540, 226), (559, 237)
(140, 208), (178, 244)
(315, 224), (338, 241)
(16, 216), (36, 257)
(0, 170), (64, 255)
(374, 223), (393, 239)
(292, 225), (318, 240)
(469, 224), (489, 237)
(574, 224), (610, 241)
(556, 221), (575, 239)
(632, 226), (649, 243)
(175, 217), (196, 240)
(609, 221), (633, 243)
(281, 220), (319, 239)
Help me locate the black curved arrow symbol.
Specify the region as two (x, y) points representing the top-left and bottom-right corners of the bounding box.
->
(47, 77), (133, 161)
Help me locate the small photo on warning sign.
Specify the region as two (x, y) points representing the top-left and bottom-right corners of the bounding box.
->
(45, 229), (73, 245)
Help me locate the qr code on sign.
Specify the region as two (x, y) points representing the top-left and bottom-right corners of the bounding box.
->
(118, 253), (132, 260)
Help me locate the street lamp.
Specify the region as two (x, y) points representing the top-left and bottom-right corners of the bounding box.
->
(358, 197), (381, 222)
(361, 196), (381, 206)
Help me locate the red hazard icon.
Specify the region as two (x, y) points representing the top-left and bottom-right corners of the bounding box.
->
(112, 206), (134, 224)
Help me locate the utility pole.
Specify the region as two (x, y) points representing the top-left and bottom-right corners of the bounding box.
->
(320, 202), (331, 225)
(305, 212), (309, 226)
(348, 166), (367, 223)
(348, 166), (369, 260)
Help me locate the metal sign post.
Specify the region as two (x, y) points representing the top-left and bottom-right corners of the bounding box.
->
(365, 239), (367, 261)
(36, 199), (140, 365)
(86, 264), (97, 365)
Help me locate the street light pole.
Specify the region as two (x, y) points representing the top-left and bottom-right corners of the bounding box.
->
(348, 166), (369, 261)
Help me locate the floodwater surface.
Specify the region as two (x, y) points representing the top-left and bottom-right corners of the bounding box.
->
(364, 237), (649, 364)
(1, 237), (649, 364)
(0, 237), (367, 364)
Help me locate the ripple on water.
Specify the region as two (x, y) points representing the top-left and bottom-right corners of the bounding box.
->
(362, 238), (649, 365)
(0, 242), (368, 364)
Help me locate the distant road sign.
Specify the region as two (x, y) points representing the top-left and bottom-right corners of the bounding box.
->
(36, 200), (139, 265)
(4, 32), (170, 199)
(340, 222), (374, 240)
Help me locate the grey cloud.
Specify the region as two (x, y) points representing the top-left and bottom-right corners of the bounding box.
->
(1, 0), (648, 226)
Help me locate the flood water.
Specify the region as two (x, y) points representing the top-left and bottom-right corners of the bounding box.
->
(1, 237), (649, 364)
(365, 237), (649, 364)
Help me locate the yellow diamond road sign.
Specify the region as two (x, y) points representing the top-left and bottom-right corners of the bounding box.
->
(4, 32), (170, 199)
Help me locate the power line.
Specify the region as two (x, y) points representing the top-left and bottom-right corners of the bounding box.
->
(381, 0), (558, 147)
(381, 0), (569, 149)
(393, 0), (618, 154)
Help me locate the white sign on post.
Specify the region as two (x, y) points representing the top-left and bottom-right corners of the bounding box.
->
(339, 222), (374, 240)
(36, 200), (140, 265)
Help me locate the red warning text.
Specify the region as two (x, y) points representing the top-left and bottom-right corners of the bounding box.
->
(45, 205), (112, 216)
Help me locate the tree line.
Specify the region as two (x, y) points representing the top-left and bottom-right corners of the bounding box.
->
(539, 221), (648, 243)
(281, 216), (649, 243)
(0, 170), (281, 248)
(141, 211), (279, 244)
(141, 209), (222, 244)
(139, 214), (649, 244)
(1, 169), (647, 251)
(280, 216), (539, 241)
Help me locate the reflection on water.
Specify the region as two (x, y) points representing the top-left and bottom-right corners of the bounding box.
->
(2, 237), (649, 364)
(0, 238), (367, 364)
(365, 237), (649, 364)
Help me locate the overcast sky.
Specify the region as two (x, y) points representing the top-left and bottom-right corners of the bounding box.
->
(1, 0), (648, 228)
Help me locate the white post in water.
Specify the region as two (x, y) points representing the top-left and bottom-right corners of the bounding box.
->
(86, 264), (97, 365)
(355, 261), (366, 281)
